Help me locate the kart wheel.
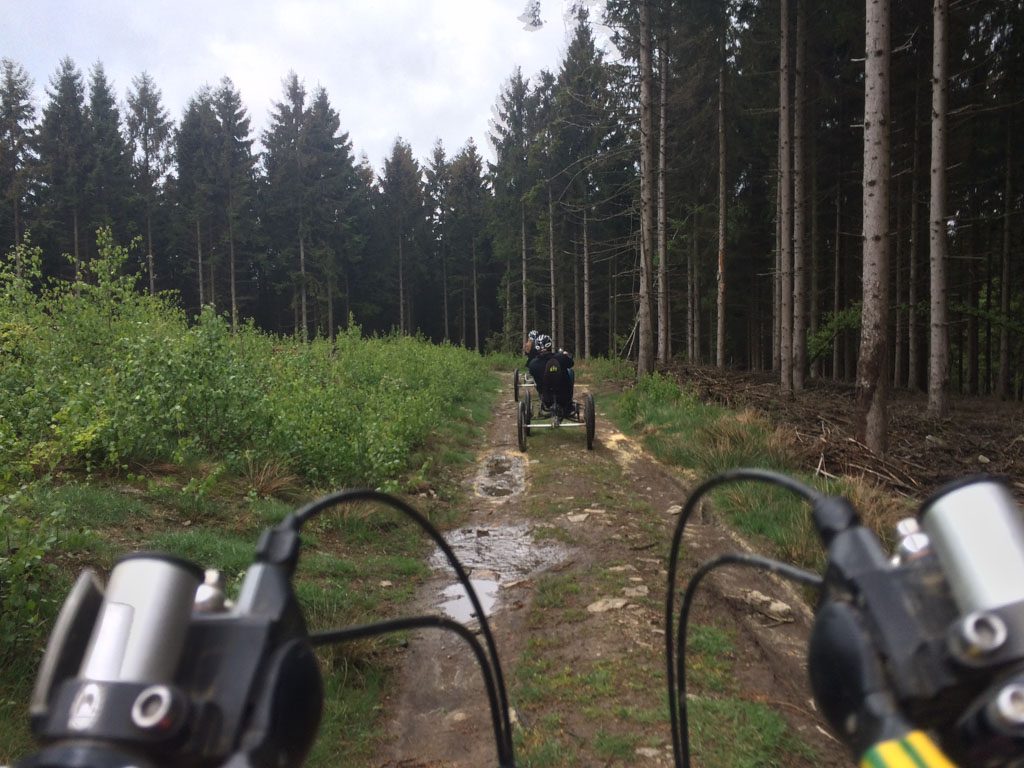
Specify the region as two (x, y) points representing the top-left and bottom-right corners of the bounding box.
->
(524, 391), (532, 436)
(517, 399), (528, 452)
(514, 368), (520, 402)
(585, 394), (595, 450)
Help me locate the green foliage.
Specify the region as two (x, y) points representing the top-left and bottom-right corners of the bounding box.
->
(0, 487), (64, 662)
(0, 230), (492, 492)
(807, 303), (861, 363)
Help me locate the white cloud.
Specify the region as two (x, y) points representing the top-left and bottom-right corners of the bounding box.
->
(1, 0), (603, 171)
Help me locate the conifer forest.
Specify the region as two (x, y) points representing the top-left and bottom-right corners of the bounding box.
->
(1, 1), (1022, 453)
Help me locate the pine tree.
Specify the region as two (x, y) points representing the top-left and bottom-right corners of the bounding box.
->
(126, 71), (171, 294)
(0, 59), (35, 253)
(380, 138), (424, 335)
(37, 57), (90, 280)
(213, 77), (257, 330)
(175, 87), (218, 308)
(85, 62), (134, 257)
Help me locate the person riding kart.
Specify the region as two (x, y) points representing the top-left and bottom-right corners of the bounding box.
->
(527, 334), (575, 418)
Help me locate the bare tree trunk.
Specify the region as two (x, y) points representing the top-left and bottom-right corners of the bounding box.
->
(548, 186), (557, 343)
(73, 208), (81, 284)
(792, 0), (808, 390)
(928, 0), (950, 418)
(832, 184), (842, 380)
(774, 172), (781, 372)
(689, 210), (697, 362)
(908, 65), (923, 391)
(610, 252), (616, 353)
(327, 274), (335, 343)
(521, 201), (528, 338)
(574, 240), (581, 355)
(716, 52), (727, 368)
(299, 232), (308, 340)
(228, 191), (238, 332)
(856, 0), (892, 454)
(398, 233), (405, 335)
(894, 172), (904, 387)
(658, 46), (670, 364)
(146, 205), (155, 294)
(444, 246), (451, 342)
(779, 0), (794, 394)
(810, 128), (821, 379)
(637, 0), (656, 376)
(999, 121), (1013, 399)
(196, 219), (204, 306)
(473, 240), (479, 353)
(584, 208), (592, 358)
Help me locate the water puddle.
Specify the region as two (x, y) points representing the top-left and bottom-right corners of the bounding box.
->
(438, 578), (500, 623)
(430, 524), (567, 623)
(473, 450), (526, 500)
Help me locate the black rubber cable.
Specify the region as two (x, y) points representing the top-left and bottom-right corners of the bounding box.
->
(664, 468), (824, 768)
(675, 553), (822, 767)
(310, 614), (513, 768)
(289, 489), (515, 766)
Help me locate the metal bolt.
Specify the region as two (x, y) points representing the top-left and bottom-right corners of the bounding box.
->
(131, 685), (174, 731)
(993, 683), (1024, 729)
(960, 611), (1008, 657)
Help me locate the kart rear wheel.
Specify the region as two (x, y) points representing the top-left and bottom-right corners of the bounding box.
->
(517, 399), (528, 452)
(513, 368), (520, 402)
(524, 391), (532, 436)
(585, 394), (595, 450)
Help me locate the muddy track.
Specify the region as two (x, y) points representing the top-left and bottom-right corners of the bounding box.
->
(375, 371), (848, 767)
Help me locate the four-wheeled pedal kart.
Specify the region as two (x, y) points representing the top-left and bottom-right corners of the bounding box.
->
(516, 389), (595, 451)
(512, 367), (535, 402)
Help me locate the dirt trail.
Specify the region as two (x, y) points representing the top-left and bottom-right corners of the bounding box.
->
(376, 372), (848, 767)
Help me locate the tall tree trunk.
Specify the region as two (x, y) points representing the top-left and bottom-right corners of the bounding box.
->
(443, 245), (451, 342)
(584, 207), (592, 358)
(548, 185), (557, 343)
(521, 201), (528, 338)
(968, 221), (980, 395)
(196, 219), (204, 307)
(327, 274), (335, 343)
(146, 203), (155, 294)
(856, 0), (892, 454)
(637, 0), (656, 376)
(833, 183), (842, 380)
(73, 207), (81, 284)
(999, 120), (1013, 399)
(908, 64), (923, 391)
(894, 172), (904, 387)
(928, 0), (950, 418)
(610, 252), (616, 354)
(299, 232), (308, 340)
(228, 190), (238, 332)
(689, 210), (697, 362)
(779, 0), (794, 393)
(473, 240), (479, 353)
(810, 127), (821, 379)
(574, 238), (582, 355)
(398, 233), (405, 335)
(716, 50), (727, 369)
(658, 46), (670, 364)
(792, 0), (808, 390)
(774, 170), (781, 372)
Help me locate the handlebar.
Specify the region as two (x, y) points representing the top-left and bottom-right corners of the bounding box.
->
(16, 472), (1024, 767)
(16, 489), (516, 768)
(666, 469), (1024, 768)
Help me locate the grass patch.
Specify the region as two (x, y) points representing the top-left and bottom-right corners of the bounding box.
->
(689, 697), (817, 767)
(593, 729), (640, 760)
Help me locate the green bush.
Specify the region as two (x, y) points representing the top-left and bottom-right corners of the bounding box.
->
(0, 230), (492, 491)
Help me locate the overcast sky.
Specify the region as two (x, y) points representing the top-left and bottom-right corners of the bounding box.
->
(1, 0), (609, 171)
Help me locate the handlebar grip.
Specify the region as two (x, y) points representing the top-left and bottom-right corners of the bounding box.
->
(859, 731), (957, 768)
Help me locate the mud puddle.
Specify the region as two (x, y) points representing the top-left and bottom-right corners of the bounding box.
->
(473, 450), (526, 500)
(430, 524), (567, 622)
